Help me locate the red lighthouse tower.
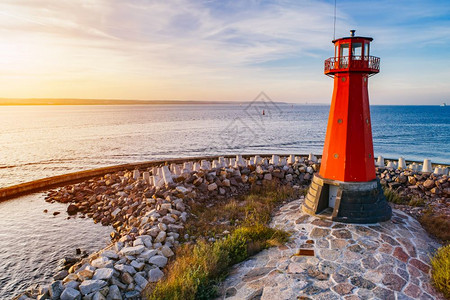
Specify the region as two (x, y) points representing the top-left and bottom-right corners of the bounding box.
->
(302, 30), (391, 223)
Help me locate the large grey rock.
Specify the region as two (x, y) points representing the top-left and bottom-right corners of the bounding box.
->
(148, 268), (164, 282)
(154, 231), (166, 243)
(93, 291), (106, 300)
(161, 245), (174, 257)
(79, 280), (107, 295)
(106, 285), (122, 300)
(114, 264), (136, 275)
(124, 290), (140, 299)
(91, 257), (113, 268)
(101, 250), (119, 260)
(120, 245), (145, 256)
(60, 287), (81, 300)
(93, 268), (114, 281)
(49, 281), (64, 300)
(130, 260), (145, 271)
(139, 249), (157, 260)
(134, 273), (148, 288)
(149, 255), (168, 268)
(64, 281), (80, 290)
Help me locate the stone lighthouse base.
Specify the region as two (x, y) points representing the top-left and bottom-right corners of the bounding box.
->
(302, 174), (392, 223)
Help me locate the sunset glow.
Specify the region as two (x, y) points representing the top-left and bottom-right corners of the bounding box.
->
(1, 0), (449, 104)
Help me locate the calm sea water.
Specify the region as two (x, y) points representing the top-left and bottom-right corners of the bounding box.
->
(0, 104), (448, 298)
(0, 104), (448, 188)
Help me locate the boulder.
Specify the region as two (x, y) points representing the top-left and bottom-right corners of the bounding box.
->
(149, 255), (168, 268)
(60, 287), (81, 300)
(148, 268), (164, 282)
(49, 281), (64, 299)
(79, 280), (107, 295)
(93, 268), (114, 281)
(120, 245), (145, 256)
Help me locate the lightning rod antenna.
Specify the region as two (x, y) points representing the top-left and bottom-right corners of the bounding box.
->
(333, 0), (337, 40)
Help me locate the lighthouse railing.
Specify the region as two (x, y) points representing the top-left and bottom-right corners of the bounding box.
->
(324, 55), (380, 73)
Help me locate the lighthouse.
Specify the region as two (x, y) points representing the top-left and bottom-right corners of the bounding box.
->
(302, 30), (392, 223)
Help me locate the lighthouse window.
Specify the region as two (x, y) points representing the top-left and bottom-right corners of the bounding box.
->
(364, 42), (370, 59)
(339, 44), (349, 68)
(352, 43), (362, 60)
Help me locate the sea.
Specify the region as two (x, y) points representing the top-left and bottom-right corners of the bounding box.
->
(0, 104), (448, 189)
(0, 104), (448, 298)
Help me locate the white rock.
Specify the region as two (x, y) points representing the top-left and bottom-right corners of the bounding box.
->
(101, 250), (118, 260)
(93, 268), (114, 281)
(91, 257), (113, 268)
(111, 208), (121, 218)
(155, 231), (167, 243)
(120, 245), (145, 256)
(263, 173), (272, 181)
(134, 273), (148, 289)
(130, 260), (145, 271)
(160, 203), (172, 210)
(176, 186), (188, 193)
(149, 255), (168, 268)
(158, 223), (167, 231)
(161, 246), (174, 257)
(148, 268), (164, 282)
(78, 280), (107, 295)
(114, 264), (136, 275)
(139, 249), (158, 260)
(60, 287), (81, 300)
(222, 179), (231, 187)
(208, 183), (218, 191)
(107, 285), (122, 300)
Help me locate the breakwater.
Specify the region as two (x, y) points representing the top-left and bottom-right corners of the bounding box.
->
(13, 154), (449, 299)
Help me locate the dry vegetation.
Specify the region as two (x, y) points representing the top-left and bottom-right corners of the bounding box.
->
(143, 182), (303, 300)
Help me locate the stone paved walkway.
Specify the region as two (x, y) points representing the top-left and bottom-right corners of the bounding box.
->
(217, 197), (445, 300)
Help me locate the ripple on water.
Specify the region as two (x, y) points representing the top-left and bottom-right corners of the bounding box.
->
(0, 193), (112, 299)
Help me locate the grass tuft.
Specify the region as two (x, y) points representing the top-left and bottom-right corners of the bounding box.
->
(383, 187), (409, 204)
(430, 244), (450, 298)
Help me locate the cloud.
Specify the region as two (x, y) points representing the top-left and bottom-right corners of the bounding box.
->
(0, 0), (449, 103)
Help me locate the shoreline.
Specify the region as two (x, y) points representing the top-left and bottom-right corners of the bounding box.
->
(11, 154), (449, 299)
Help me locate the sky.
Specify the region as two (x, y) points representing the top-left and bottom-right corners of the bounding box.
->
(0, 0), (449, 105)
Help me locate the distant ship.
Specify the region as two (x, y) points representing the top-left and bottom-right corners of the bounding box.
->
(441, 103), (447, 107)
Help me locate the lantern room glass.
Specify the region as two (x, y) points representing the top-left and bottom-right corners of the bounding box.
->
(352, 43), (362, 60)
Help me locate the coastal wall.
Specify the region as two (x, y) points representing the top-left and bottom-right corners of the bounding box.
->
(1, 154), (448, 202)
(0, 154), (312, 201)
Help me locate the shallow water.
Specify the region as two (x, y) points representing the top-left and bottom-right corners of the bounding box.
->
(0, 193), (112, 298)
(0, 104), (448, 188)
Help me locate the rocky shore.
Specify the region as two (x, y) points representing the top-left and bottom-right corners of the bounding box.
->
(15, 155), (448, 300)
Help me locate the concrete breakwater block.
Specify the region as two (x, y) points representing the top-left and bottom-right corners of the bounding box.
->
(422, 159), (433, 173)
(398, 157), (406, 169)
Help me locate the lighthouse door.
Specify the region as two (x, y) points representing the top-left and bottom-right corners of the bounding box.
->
(329, 185), (338, 208)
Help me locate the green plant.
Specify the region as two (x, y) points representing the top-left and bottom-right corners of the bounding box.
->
(408, 197), (425, 207)
(430, 244), (450, 298)
(383, 187), (408, 204)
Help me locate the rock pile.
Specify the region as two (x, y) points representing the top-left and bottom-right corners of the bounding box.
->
(376, 166), (449, 217)
(19, 155), (317, 300)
